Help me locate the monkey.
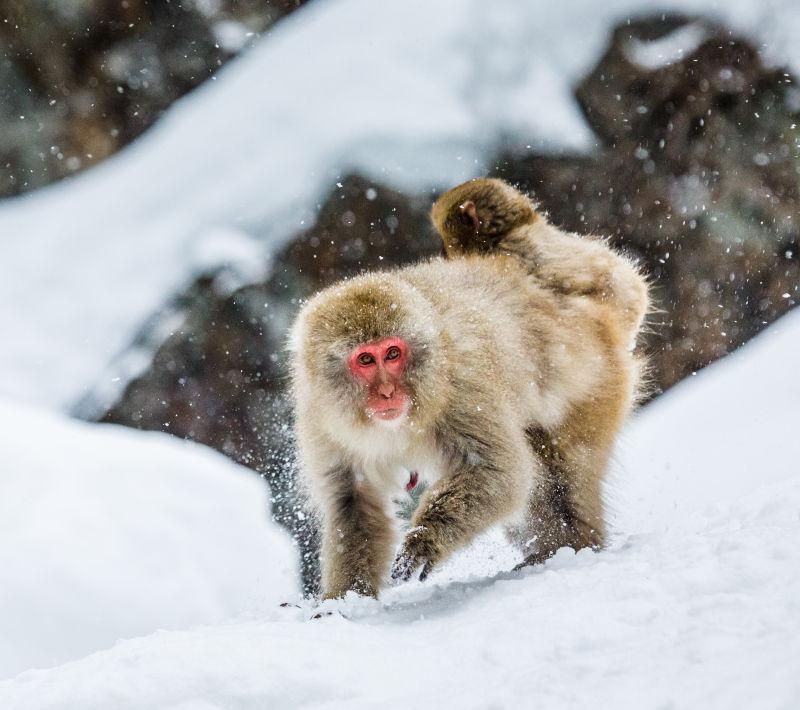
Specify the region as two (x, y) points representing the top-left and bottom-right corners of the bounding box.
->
(431, 177), (648, 336)
(289, 183), (649, 600)
(431, 177), (650, 562)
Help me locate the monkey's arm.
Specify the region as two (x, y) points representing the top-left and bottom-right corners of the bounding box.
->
(391, 413), (532, 583)
(317, 466), (395, 599)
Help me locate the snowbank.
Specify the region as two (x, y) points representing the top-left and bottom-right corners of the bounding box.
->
(2, 0), (799, 410)
(613, 307), (800, 532)
(4, 479), (798, 710)
(2, 307), (798, 708)
(0, 400), (297, 679)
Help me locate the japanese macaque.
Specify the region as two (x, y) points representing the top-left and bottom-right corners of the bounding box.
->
(431, 177), (647, 334)
(289, 178), (649, 599)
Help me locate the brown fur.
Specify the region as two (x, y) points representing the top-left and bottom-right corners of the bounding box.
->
(432, 177), (649, 335)
(433, 178), (650, 566)
(289, 180), (649, 599)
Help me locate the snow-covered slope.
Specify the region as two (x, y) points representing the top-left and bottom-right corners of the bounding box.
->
(3, 482), (798, 710)
(2, 309), (798, 709)
(613, 304), (800, 533)
(0, 401), (298, 679)
(2, 0), (800, 410)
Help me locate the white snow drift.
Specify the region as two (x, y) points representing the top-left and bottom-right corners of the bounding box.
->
(1, 308), (798, 709)
(0, 401), (297, 679)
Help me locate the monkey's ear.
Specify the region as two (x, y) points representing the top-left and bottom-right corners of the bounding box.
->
(459, 200), (480, 233)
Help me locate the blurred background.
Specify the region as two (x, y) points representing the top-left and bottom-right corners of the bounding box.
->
(2, 0), (800, 663)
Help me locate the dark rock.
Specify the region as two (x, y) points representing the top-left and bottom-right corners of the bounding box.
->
(0, 0), (308, 196)
(497, 15), (800, 392)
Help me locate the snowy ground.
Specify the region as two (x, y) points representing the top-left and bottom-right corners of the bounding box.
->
(2, 0), (800, 411)
(1, 309), (798, 709)
(0, 402), (298, 679)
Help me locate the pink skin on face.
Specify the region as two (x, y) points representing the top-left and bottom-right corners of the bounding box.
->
(347, 337), (410, 421)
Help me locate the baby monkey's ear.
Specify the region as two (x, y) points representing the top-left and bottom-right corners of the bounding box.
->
(459, 200), (480, 233)
(431, 177), (538, 259)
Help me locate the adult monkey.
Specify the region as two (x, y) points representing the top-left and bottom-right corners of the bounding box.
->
(289, 178), (649, 599)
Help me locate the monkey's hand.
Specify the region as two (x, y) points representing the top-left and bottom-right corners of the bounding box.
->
(390, 525), (437, 583)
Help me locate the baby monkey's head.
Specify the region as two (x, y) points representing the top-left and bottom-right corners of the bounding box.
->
(431, 177), (538, 257)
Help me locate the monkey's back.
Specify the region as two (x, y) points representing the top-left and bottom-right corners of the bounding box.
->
(395, 254), (639, 430)
(397, 255), (535, 357)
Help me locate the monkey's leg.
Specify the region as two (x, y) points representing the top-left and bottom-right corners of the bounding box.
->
(320, 474), (395, 599)
(517, 415), (614, 567)
(391, 425), (532, 582)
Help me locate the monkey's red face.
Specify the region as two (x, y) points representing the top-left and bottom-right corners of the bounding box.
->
(347, 337), (411, 422)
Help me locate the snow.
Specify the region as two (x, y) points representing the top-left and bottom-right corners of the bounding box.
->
(626, 22), (709, 69)
(1, 308), (799, 708)
(613, 306), (800, 534)
(0, 400), (298, 680)
(2, 0), (800, 411)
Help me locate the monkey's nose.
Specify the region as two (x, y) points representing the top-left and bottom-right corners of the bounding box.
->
(378, 382), (395, 399)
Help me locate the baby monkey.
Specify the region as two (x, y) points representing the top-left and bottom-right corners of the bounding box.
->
(431, 177), (647, 335)
(290, 178), (649, 599)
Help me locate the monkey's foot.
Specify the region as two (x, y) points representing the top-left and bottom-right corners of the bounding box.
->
(390, 552), (433, 583)
(310, 611), (334, 620)
(513, 540), (603, 571)
(391, 525), (437, 583)
(512, 551), (552, 571)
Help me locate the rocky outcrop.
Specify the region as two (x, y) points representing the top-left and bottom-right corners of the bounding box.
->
(0, 0), (305, 196)
(497, 15), (800, 391)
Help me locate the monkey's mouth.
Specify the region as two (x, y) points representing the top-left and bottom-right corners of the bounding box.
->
(367, 396), (410, 422)
(370, 406), (405, 421)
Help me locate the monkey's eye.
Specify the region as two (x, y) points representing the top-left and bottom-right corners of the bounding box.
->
(385, 346), (401, 361)
(357, 353), (375, 366)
